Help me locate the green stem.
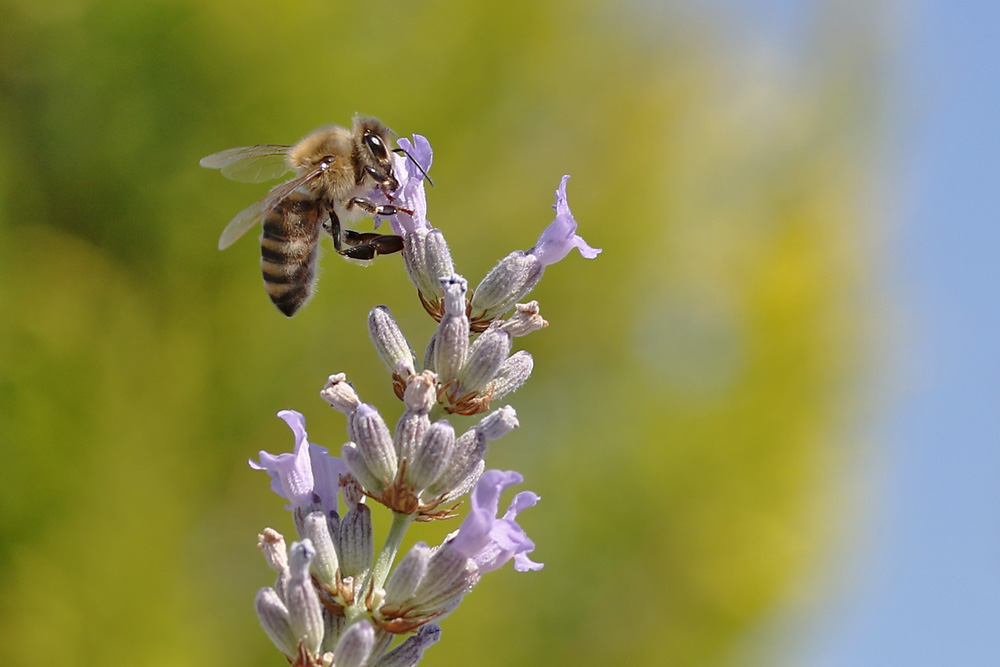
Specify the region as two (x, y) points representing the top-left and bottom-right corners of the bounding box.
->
(428, 403), (446, 422)
(345, 511), (415, 625)
(373, 511), (415, 591)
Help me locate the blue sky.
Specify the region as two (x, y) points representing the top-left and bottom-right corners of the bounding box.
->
(776, 1), (1000, 664)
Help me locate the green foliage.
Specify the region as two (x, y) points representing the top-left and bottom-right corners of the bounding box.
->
(0, 0), (879, 665)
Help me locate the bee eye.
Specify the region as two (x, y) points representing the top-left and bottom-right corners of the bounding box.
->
(364, 133), (388, 161)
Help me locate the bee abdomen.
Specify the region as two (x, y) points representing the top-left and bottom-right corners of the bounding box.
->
(260, 198), (322, 317)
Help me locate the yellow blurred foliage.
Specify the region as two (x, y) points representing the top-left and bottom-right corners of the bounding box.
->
(0, 1), (880, 665)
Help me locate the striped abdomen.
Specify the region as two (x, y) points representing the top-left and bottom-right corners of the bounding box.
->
(260, 192), (323, 316)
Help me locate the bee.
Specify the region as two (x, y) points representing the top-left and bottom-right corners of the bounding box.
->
(200, 115), (413, 316)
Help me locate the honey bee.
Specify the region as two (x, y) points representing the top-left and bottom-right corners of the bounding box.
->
(200, 115), (414, 316)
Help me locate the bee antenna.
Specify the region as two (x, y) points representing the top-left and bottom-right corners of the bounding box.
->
(393, 147), (434, 187)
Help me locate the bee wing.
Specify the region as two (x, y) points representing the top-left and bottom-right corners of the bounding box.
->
(200, 144), (293, 183)
(216, 163), (330, 250)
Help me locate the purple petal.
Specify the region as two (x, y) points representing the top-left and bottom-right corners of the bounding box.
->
(529, 175), (602, 266)
(397, 135), (433, 179)
(505, 491), (544, 572)
(449, 469), (542, 574)
(372, 134), (433, 236)
(309, 442), (348, 517)
(249, 410), (315, 509)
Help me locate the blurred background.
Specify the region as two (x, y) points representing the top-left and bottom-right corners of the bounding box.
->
(1, 0), (996, 665)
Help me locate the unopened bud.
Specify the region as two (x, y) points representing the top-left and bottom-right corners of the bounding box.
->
(342, 442), (385, 496)
(369, 306), (416, 376)
(300, 511), (340, 586)
(286, 540), (324, 656)
(256, 587), (296, 658)
(339, 504), (374, 581)
(372, 623), (442, 667)
(469, 251), (544, 324)
(433, 276), (469, 383)
(490, 351), (533, 401)
(383, 542), (431, 607)
(408, 421), (456, 492)
(350, 404), (397, 487)
(476, 405), (519, 441)
(333, 621), (375, 667)
(425, 231), (456, 297)
(459, 324), (512, 393)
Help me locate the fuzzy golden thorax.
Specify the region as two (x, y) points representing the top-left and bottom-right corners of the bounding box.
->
(286, 125), (357, 199)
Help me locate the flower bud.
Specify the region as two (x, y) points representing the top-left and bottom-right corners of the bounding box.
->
(411, 546), (478, 612)
(402, 229), (435, 297)
(300, 511), (340, 586)
(342, 442), (385, 496)
(293, 503), (323, 539)
(403, 228), (456, 316)
(382, 542), (431, 607)
(422, 332), (437, 375)
(395, 372), (436, 467)
(255, 587), (296, 658)
(476, 405), (519, 441)
(445, 459), (486, 503)
(369, 306), (416, 376)
(322, 608), (345, 654)
(339, 503), (374, 582)
(333, 621), (375, 667)
(425, 231), (455, 287)
(490, 350), (534, 401)
(425, 425), (486, 501)
(458, 324), (512, 393)
(395, 421), (430, 474)
(469, 251), (544, 326)
(350, 404), (397, 487)
(408, 421), (455, 493)
(432, 276), (469, 384)
(370, 623), (442, 667)
(286, 540), (324, 656)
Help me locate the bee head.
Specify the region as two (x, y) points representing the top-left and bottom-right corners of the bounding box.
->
(353, 115), (399, 191)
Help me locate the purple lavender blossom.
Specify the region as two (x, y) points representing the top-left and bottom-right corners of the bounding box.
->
(396, 136), (433, 187)
(529, 175), (602, 266)
(373, 134), (433, 237)
(448, 469), (543, 573)
(250, 410), (347, 513)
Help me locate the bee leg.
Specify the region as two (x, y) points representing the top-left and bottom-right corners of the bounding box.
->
(346, 197), (413, 217)
(328, 211), (403, 260)
(340, 232), (405, 260)
(362, 167), (399, 193)
(327, 211), (344, 251)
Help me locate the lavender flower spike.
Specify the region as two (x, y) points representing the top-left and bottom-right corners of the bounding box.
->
(529, 175), (602, 265)
(449, 469), (543, 573)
